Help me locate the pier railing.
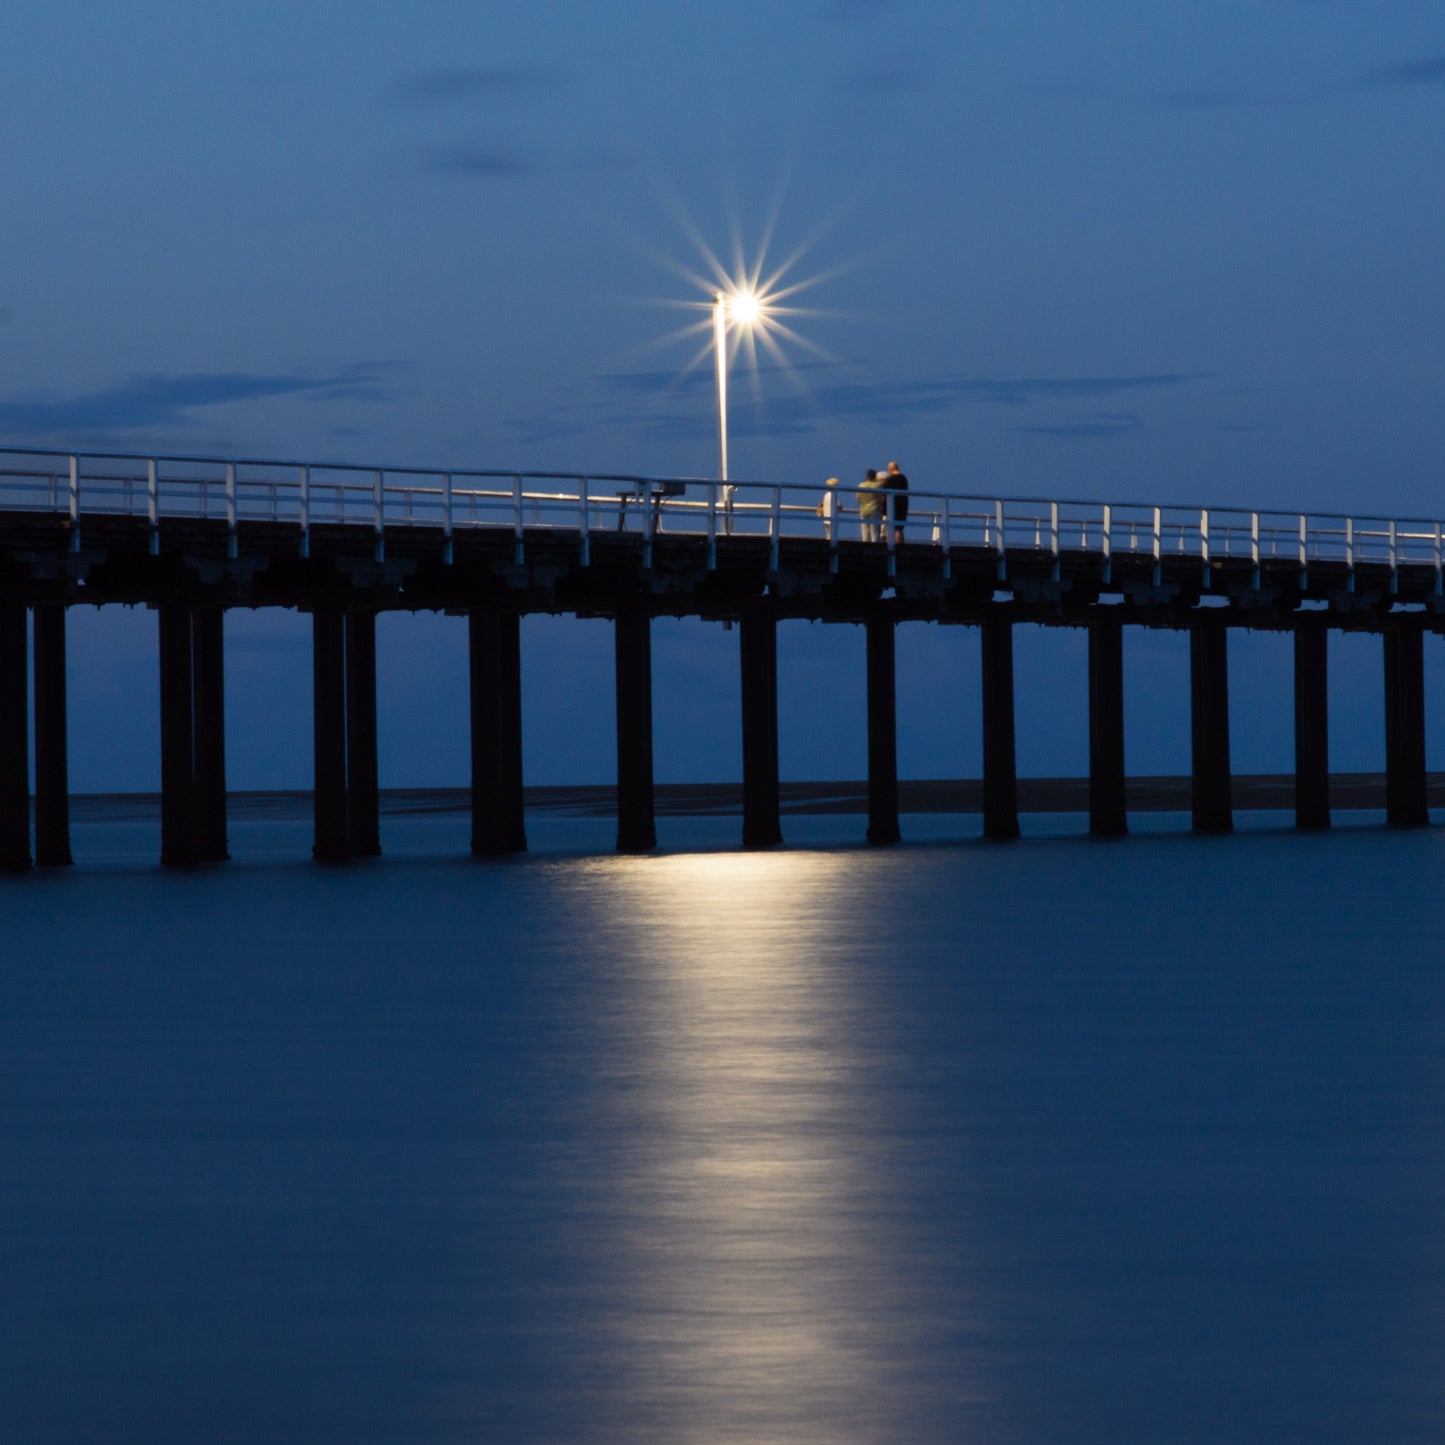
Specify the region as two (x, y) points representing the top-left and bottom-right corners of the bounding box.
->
(1, 445), (1441, 588)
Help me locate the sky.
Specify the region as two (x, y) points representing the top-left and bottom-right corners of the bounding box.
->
(2, 1), (1443, 795)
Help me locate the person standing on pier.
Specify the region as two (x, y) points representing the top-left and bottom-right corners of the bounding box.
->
(883, 460), (909, 544)
(816, 476), (840, 540)
(858, 468), (886, 541)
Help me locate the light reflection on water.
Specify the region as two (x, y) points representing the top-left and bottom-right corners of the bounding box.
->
(559, 851), (979, 1440)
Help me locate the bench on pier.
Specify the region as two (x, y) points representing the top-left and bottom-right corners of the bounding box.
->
(616, 479), (686, 531)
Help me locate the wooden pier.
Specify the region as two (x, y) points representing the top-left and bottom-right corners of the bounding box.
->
(2, 446), (1443, 867)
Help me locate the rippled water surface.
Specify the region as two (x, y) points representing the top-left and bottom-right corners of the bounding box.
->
(4, 814), (1444, 1442)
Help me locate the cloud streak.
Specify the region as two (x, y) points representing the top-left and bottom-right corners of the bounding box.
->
(510, 369), (1201, 447)
(0, 367), (395, 437)
(423, 146), (538, 178)
(392, 67), (553, 107)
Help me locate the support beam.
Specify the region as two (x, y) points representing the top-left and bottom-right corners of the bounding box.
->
(158, 603), (197, 867)
(740, 613), (782, 849)
(1293, 619), (1330, 831)
(866, 617), (900, 845)
(614, 606), (656, 854)
(981, 614), (1019, 841)
(1384, 624), (1428, 828)
(0, 603), (30, 871)
(469, 609), (527, 856)
(1190, 621), (1233, 833)
(312, 607), (349, 861)
(1088, 618), (1127, 837)
(192, 606), (229, 862)
(345, 611), (381, 858)
(32, 604), (72, 867)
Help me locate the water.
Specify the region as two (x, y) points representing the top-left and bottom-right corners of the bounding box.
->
(3, 810), (1444, 1442)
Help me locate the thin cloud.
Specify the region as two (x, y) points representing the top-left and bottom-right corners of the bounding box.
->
(1019, 411), (1143, 439)
(423, 146), (538, 178)
(392, 67), (553, 107)
(0, 367), (395, 437)
(1366, 57), (1445, 87)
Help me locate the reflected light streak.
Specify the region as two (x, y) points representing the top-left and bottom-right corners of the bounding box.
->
(574, 849), (943, 1439)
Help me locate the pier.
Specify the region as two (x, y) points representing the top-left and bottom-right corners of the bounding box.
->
(2, 444), (1444, 867)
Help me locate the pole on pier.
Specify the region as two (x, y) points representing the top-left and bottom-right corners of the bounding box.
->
(468, 609), (527, 856)
(0, 603), (30, 871)
(32, 604), (72, 867)
(740, 613), (782, 849)
(192, 606), (229, 862)
(1190, 620), (1233, 833)
(615, 606), (657, 853)
(1088, 618), (1127, 837)
(981, 613), (1020, 841)
(158, 603), (197, 867)
(1293, 619), (1330, 830)
(312, 606), (349, 861)
(866, 616), (901, 845)
(1384, 623), (1428, 828)
(345, 611), (381, 858)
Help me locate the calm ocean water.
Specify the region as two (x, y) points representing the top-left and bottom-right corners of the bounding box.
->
(4, 807), (1444, 1443)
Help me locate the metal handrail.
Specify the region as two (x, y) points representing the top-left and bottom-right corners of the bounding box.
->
(1, 444), (1441, 584)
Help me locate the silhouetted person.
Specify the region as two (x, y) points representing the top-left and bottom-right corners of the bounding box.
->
(883, 460), (909, 544)
(858, 468), (886, 541)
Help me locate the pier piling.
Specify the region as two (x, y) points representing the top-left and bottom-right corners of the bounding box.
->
(866, 616), (901, 845)
(981, 614), (1020, 841)
(1088, 619), (1127, 837)
(740, 613), (782, 849)
(469, 609), (527, 855)
(1190, 621), (1233, 834)
(614, 607), (656, 854)
(32, 604), (71, 867)
(0, 603), (29, 870)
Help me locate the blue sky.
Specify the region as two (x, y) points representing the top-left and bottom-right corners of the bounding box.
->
(2, 1), (1443, 794)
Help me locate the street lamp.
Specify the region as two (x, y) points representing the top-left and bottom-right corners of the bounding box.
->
(712, 287), (763, 484)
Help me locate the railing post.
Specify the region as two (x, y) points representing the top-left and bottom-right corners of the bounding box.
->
(1299, 513), (1308, 590)
(1200, 508), (1211, 585)
(443, 471), (454, 565)
(1101, 503), (1112, 584)
(299, 465), (310, 558)
(373, 469), (385, 563)
(706, 482), (718, 570)
(1152, 506), (1162, 587)
(994, 499), (1006, 581)
(1250, 511), (1260, 589)
(578, 476), (590, 567)
(512, 473), (525, 565)
(769, 486), (782, 573)
(225, 462), (237, 559)
(1050, 501), (1060, 582)
(1388, 518), (1398, 594)
(1345, 516), (1355, 591)
(67, 455), (80, 552)
(147, 458), (159, 555)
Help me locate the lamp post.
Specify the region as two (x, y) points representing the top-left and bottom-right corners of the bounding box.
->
(713, 291), (729, 483)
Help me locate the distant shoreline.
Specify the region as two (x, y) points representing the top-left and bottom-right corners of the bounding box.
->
(54, 774), (1433, 823)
